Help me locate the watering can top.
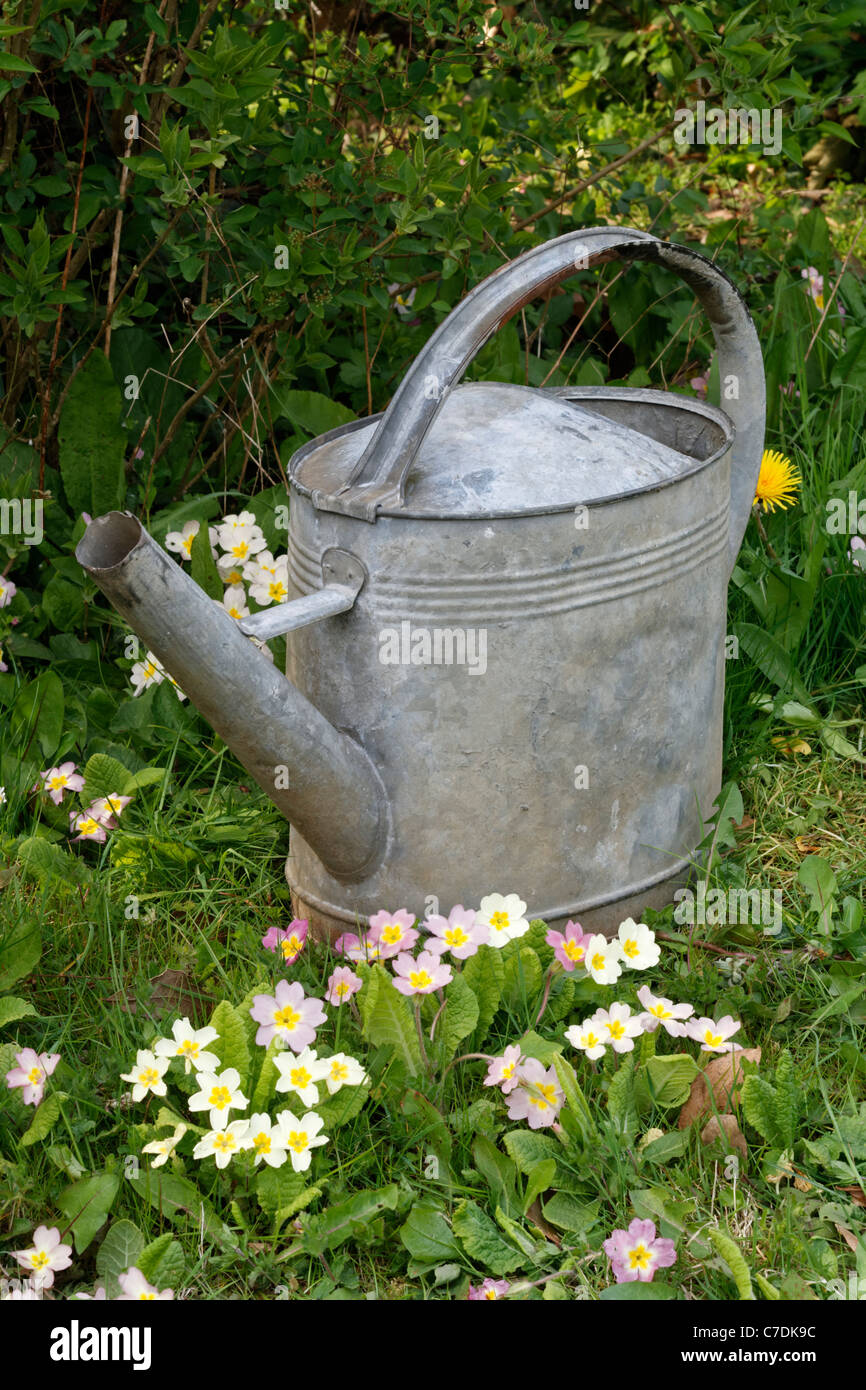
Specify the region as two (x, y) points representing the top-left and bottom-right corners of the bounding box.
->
(291, 226), (765, 567)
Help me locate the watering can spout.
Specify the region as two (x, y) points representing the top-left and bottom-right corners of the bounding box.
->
(76, 512), (389, 883)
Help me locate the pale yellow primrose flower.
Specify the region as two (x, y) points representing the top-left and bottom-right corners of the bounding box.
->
(192, 1120), (251, 1170)
(275, 1109), (328, 1172)
(617, 918), (660, 970)
(476, 892), (530, 948)
(323, 1052), (368, 1096)
(245, 1112), (289, 1168)
(274, 1046), (330, 1107)
(142, 1123), (187, 1168)
(187, 1067), (249, 1128)
(120, 1049), (171, 1102)
(154, 1018), (220, 1074)
(583, 933), (624, 985)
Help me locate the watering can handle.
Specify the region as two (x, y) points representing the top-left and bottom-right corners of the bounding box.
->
(334, 225), (765, 571)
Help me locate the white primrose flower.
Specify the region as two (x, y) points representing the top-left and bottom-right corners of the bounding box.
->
(583, 934), (624, 985)
(275, 1109), (328, 1173)
(120, 1049), (171, 1102)
(617, 918), (661, 970)
(564, 1020), (606, 1061)
(218, 584), (250, 621)
(154, 1018), (220, 1074)
(323, 1052), (368, 1096)
(590, 1002), (644, 1053)
(165, 520), (200, 560)
(142, 1123), (187, 1168)
(187, 1067), (249, 1128)
(476, 892), (530, 947)
(273, 1046), (331, 1107)
(245, 1112), (289, 1168)
(193, 1120), (251, 1170)
(216, 553), (248, 587)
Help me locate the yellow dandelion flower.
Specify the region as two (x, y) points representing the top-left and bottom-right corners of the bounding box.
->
(753, 449), (801, 513)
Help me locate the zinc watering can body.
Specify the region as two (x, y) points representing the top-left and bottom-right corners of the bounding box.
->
(77, 225), (765, 938)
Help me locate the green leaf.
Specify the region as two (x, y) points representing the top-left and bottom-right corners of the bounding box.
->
(137, 1234), (185, 1290)
(502, 947), (542, 1011)
(607, 1054), (638, 1136)
(733, 623), (811, 703)
(398, 1201), (462, 1266)
(707, 1226), (754, 1300)
(599, 1280), (676, 1300)
(553, 1052), (598, 1137)
(58, 351), (126, 516)
(256, 1163), (307, 1215)
(0, 995), (37, 1027)
(190, 514), (223, 600)
(503, 1128), (562, 1175)
(96, 1220), (146, 1297)
(0, 915), (41, 991)
(20, 1093), (64, 1146)
(208, 999), (251, 1085)
(11, 670), (64, 759)
(797, 856), (837, 934)
(274, 1186), (322, 1233)
(57, 1172), (121, 1254)
(700, 780), (744, 862)
(250, 1039), (281, 1111)
(741, 1074), (783, 1146)
(275, 389), (355, 435)
(518, 1029), (563, 1065)
(359, 964), (422, 1076)
(462, 946), (503, 1044)
(41, 574), (85, 631)
(0, 52), (38, 71)
(640, 1130), (689, 1164)
(436, 972), (479, 1059)
(541, 1191), (600, 1233)
(522, 1157), (557, 1215)
(473, 1135), (519, 1218)
(126, 1170), (232, 1246)
(453, 1198), (524, 1275)
(301, 1184), (399, 1256)
(639, 1053), (699, 1108)
(81, 752), (136, 802)
(314, 1081), (369, 1130)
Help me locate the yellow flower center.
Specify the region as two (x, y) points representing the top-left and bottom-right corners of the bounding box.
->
(213, 1131), (237, 1152)
(563, 939), (585, 961)
(208, 1085), (232, 1109)
(281, 935), (303, 959)
(623, 938), (640, 958)
(227, 605), (244, 620)
(230, 541), (250, 559)
(330, 1060), (348, 1081)
(28, 1067), (43, 1084)
(584, 1032), (599, 1048)
(142, 662), (157, 679)
(484, 1288), (498, 1299)
(380, 924), (403, 944)
(444, 927), (468, 946)
(704, 1030), (723, 1048)
(607, 1020), (626, 1040)
(529, 1082), (557, 1110)
(268, 581), (288, 602)
(287, 1131), (308, 1153)
(501, 1062), (515, 1079)
(273, 1005), (301, 1031)
(290, 1067), (312, 1089)
(31, 1251), (50, 1270)
(489, 911), (509, 932)
(49, 775), (66, 790)
(335, 982), (350, 997)
(139, 1068), (160, 1087)
(591, 952), (606, 972)
(254, 1131), (271, 1154)
(628, 1243), (652, 1270)
(178, 1040), (199, 1056)
(181, 534), (195, 556)
(139, 1292), (156, 1300)
(408, 970), (433, 990)
(650, 1003), (671, 1018)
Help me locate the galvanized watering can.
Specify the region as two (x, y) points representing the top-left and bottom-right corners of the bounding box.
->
(77, 226), (765, 938)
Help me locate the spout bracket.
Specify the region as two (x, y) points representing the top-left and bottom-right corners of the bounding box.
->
(238, 547), (366, 641)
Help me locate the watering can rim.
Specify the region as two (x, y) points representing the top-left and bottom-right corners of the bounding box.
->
(288, 381), (736, 522)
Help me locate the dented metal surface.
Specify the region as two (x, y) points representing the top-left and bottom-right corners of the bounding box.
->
(78, 225), (765, 939)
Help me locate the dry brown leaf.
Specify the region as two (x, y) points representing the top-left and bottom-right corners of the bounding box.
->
(526, 1199), (561, 1246)
(838, 1186), (866, 1209)
(793, 1175), (812, 1192)
(733, 814), (755, 830)
(700, 1113), (747, 1157)
(678, 1047), (762, 1129)
(834, 1223), (859, 1253)
(107, 966), (210, 1020)
(795, 835), (824, 854)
